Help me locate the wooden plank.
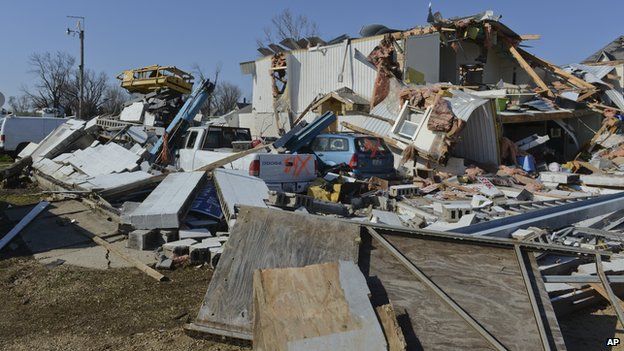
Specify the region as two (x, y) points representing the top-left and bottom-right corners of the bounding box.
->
(341, 121), (405, 150)
(527, 254), (568, 350)
(514, 245), (552, 351)
(375, 304), (407, 351)
(499, 109), (596, 124)
(71, 221), (167, 282)
(190, 206), (361, 340)
(596, 254), (624, 327)
(0, 201), (48, 251)
(367, 228), (507, 351)
(517, 48), (596, 90)
(507, 44), (554, 98)
(195, 143), (273, 172)
(362, 228), (553, 350)
(520, 34), (542, 41)
(252, 261), (387, 351)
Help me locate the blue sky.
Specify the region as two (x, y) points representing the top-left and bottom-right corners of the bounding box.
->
(1, 0), (622, 102)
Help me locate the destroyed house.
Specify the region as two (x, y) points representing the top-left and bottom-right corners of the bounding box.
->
(239, 10), (620, 169)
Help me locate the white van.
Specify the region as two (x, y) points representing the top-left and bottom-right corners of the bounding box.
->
(0, 116), (69, 155)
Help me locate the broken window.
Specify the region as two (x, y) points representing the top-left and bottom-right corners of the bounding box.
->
(392, 101), (430, 140)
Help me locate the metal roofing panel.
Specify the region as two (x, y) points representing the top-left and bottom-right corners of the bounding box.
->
(451, 103), (499, 165)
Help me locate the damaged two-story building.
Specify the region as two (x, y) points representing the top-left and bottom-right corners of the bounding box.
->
(238, 10), (623, 172)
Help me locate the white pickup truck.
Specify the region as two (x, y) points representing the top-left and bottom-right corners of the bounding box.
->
(0, 115), (69, 156)
(178, 125), (317, 193)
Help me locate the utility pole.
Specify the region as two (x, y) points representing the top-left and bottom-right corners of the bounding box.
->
(67, 16), (84, 119)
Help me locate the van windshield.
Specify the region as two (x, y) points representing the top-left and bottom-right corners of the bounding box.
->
(355, 137), (388, 154)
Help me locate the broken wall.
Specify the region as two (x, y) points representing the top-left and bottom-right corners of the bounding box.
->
(288, 36), (381, 116)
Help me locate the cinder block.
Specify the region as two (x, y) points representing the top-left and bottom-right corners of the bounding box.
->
(127, 229), (161, 250)
(162, 238), (197, 258)
(189, 242), (215, 264)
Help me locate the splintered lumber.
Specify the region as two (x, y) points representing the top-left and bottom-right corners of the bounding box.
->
(252, 261), (388, 351)
(375, 304), (407, 351)
(196, 143), (272, 172)
(0, 201), (49, 251)
(187, 206), (361, 341)
(361, 227), (566, 350)
(71, 221), (166, 282)
(517, 48), (596, 90)
(507, 44), (554, 98)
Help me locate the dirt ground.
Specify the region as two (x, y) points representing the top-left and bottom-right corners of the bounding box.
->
(0, 255), (249, 351)
(0, 187), (249, 351)
(1, 186), (623, 350)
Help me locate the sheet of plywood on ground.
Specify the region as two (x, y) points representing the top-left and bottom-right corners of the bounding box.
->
(191, 206), (361, 340)
(361, 230), (555, 350)
(252, 261), (387, 351)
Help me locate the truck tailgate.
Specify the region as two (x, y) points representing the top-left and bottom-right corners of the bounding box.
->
(257, 154), (316, 183)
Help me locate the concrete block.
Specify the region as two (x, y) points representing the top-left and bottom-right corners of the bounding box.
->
(201, 237), (222, 248)
(160, 229), (178, 242)
(539, 172), (579, 184)
(179, 228), (212, 240)
(189, 242), (215, 263)
(162, 238), (197, 258)
(127, 229), (161, 250)
(388, 184), (419, 197)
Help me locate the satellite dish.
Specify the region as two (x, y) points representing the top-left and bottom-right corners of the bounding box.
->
(0, 92), (5, 108)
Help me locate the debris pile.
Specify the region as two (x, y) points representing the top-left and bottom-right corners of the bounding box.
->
(2, 7), (624, 350)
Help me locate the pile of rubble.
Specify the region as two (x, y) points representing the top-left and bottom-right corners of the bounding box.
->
(3, 8), (624, 351)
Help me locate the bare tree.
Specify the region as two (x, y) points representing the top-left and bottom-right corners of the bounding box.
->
(257, 9), (319, 48)
(100, 86), (129, 116)
(213, 82), (242, 116)
(64, 69), (109, 117)
(22, 51), (75, 112)
(7, 95), (33, 115)
(192, 63), (221, 117)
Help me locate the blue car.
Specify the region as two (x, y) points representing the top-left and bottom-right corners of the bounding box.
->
(310, 133), (395, 179)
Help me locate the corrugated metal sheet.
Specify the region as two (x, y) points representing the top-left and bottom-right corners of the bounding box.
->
(452, 103), (499, 165)
(252, 57), (274, 113)
(288, 36), (382, 115)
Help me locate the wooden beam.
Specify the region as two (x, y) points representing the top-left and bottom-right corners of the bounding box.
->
(340, 121), (404, 150)
(196, 144), (272, 172)
(71, 222), (167, 282)
(518, 48), (596, 90)
(520, 34), (541, 41)
(596, 254), (624, 327)
(507, 44), (554, 98)
(499, 109), (596, 124)
(514, 245), (552, 351)
(367, 228), (508, 351)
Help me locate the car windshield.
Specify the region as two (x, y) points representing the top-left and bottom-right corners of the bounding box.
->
(355, 137), (388, 154)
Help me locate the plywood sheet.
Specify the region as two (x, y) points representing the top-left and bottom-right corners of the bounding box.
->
(253, 261), (387, 351)
(191, 206), (361, 339)
(362, 229), (564, 350)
